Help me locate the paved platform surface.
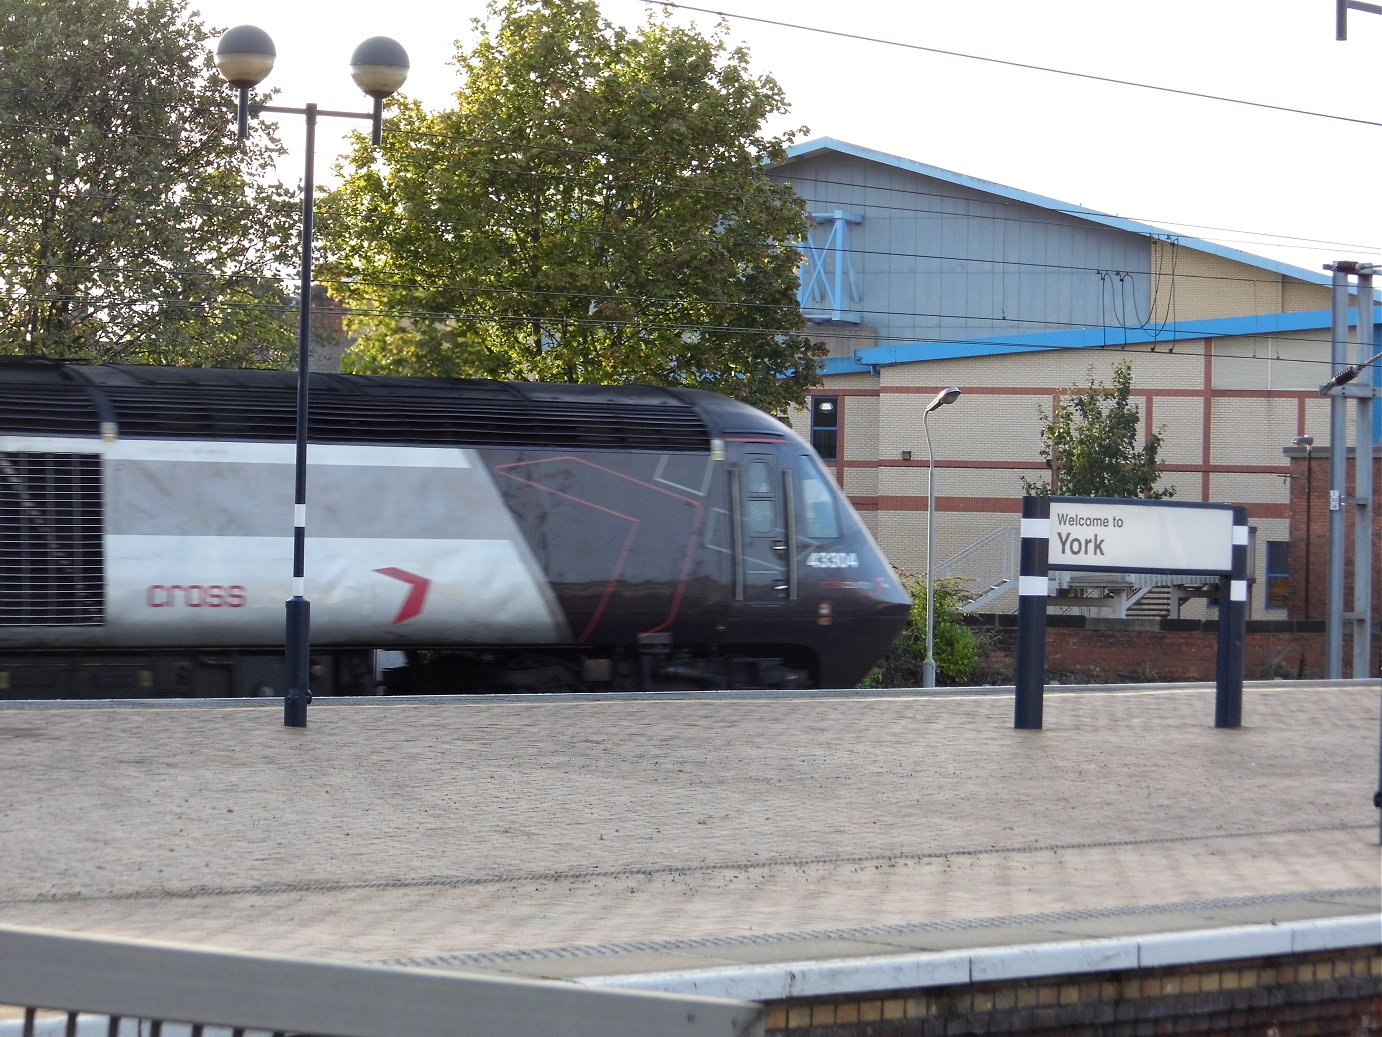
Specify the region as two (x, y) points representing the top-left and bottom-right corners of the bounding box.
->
(0, 682), (1378, 987)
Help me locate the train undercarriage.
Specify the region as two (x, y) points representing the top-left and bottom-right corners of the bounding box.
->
(0, 641), (817, 699)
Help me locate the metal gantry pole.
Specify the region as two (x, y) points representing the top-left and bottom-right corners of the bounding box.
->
(1350, 272), (1374, 680)
(1326, 265), (1351, 678)
(1323, 262), (1379, 680)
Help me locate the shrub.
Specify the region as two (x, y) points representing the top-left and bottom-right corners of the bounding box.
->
(861, 572), (981, 688)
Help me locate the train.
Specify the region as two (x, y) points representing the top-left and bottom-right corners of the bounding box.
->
(0, 358), (911, 698)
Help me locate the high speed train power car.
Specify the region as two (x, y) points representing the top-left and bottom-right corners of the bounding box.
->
(0, 359), (911, 698)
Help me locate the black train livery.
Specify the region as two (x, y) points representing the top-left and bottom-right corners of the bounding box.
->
(0, 359), (911, 698)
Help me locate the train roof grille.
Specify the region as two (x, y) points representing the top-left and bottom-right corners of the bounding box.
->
(0, 362), (712, 452)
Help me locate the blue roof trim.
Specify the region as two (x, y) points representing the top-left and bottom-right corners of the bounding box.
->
(780, 138), (1335, 289)
(819, 354), (876, 376)
(850, 307), (1381, 367)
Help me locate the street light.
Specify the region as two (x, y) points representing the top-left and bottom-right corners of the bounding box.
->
(215, 26), (409, 728)
(922, 386), (962, 688)
(1293, 434), (1314, 620)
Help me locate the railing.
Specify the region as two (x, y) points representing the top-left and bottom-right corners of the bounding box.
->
(934, 527), (1020, 612)
(0, 925), (763, 1037)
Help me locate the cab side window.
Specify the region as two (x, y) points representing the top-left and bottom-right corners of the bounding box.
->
(798, 459), (840, 540)
(744, 458), (776, 536)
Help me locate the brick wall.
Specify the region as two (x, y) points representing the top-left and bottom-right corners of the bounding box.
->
(764, 946), (1381, 1036)
(1288, 452), (1382, 624)
(966, 616), (1359, 683)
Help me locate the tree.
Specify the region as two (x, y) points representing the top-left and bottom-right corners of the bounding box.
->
(0, 0), (301, 365)
(1022, 359), (1176, 499)
(319, 0), (824, 412)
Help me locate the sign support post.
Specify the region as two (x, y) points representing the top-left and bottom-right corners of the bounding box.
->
(1015, 496), (1051, 731)
(1214, 507), (1250, 729)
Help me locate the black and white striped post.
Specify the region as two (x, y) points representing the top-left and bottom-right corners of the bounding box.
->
(1213, 506), (1250, 729)
(1014, 496), (1051, 730)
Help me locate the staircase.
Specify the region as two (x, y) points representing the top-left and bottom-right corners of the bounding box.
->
(934, 527), (1019, 612)
(1126, 585), (1172, 619)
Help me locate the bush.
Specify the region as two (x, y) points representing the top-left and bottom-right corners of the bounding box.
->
(861, 572), (981, 688)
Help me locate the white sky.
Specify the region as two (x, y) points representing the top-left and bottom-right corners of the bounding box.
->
(188, 0), (1382, 274)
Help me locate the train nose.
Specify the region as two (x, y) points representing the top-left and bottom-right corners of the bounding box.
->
(876, 568), (914, 616)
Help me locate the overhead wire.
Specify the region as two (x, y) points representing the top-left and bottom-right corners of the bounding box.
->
(641, 0), (1382, 128)
(4, 80), (1374, 278)
(6, 17), (1382, 379)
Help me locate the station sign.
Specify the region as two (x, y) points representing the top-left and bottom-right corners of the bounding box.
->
(1016, 496), (1248, 732)
(1047, 499), (1234, 574)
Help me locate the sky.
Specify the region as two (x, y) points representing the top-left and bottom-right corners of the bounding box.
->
(187, 0), (1382, 275)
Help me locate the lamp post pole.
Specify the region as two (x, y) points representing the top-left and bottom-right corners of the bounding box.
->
(1293, 435), (1314, 620)
(922, 386), (961, 689)
(215, 26), (409, 728)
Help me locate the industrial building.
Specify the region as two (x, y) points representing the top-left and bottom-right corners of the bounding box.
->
(769, 138), (1380, 629)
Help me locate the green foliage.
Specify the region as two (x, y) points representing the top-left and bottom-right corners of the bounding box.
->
(1021, 359), (1176, 499)
(861, 574), (981, 688)
(319, 0), (824, 412)
(0, 0), (300, 364)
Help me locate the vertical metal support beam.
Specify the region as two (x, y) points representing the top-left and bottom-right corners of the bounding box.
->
(1338, 0), (1382, 40)
(1351, 275), (1374, 679)
(1014, 496), (1050, 730)
(1215, 508), (1249, 729)
(1326, 266), (1351, 678)
(923, 411), (939, 688)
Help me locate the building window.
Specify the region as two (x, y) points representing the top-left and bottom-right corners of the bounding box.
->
(1265, 540), (1290, 610)
(810, 397), (838, 460)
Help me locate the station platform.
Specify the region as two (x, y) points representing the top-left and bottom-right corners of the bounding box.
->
(1, 681), (1378, 1004)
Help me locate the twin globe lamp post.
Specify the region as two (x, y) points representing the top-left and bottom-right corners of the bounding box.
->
(214, 26), (409, 728)
(922, 386), (961, 689)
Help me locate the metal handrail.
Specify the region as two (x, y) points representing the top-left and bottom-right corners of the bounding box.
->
(0, 925), (762, 1037)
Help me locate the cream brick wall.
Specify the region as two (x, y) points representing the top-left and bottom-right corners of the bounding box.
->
(875, 509), (1001, 577)
(821, 373), (879, 391)
(1210, 397), (1301, 468)
(1152, 397), (1206, 466)
(1212, 331), (1333, 391)
(842, 395), (879, 462)
(880, 346), (1212, 393)
(1281, 278), (1333, 312)
(843, 466), (878, 499)
(1094, 345), (1205, 389)
(1154, 241), (1283, 319)
(1210, 471), (1288, 508)
(879, 392), (1048, 464)
(876, 462), (1018, 502)
(1150, 242), (1332, 323)
(1157, 471), (1206, 501)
